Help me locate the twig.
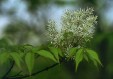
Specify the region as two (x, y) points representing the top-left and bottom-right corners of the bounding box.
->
(2, 61), (14, 79)
(9, 71), (22, 77)
(6, 63), (59, 79)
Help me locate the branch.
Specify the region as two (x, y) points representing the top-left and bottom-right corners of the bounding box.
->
(9, 71), (22, 77)
(6, 63), (59, 79)
(2, 61), (14, 79)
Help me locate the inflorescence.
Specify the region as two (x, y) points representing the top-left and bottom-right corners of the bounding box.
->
(47, 8), (97, 53)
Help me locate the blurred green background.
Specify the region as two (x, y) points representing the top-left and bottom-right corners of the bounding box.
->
(0, 0), (113, 79)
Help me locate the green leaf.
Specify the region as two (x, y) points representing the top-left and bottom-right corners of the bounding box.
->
(10, 53), (22, 69)
(83, 53), (89, 62)
(75, 49), (83, 71)
(68, 47), (77, 59)
(25, 53), (35, 75)
(0, 53), (9, 65)
(86, 49), (102, 66)
(49, 47), (59, 62)
(37, 50), (57, 62)
(92, 59), (98, 67)
(57, 48), (63, 57)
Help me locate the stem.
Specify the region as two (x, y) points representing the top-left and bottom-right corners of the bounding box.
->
(9, 71), (22, 77)
(6, 63), (59, 79)
(2, 61), (14, 79)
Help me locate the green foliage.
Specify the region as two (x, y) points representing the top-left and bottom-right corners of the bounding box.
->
(68, 47), (77, 59)
(74, 49), (83, 70)
(0, 42), (102, 77)
(86, 49), (102, 67)
(0, 43), (102, 72)
(37, 50), (58, 62)
(67, 48), (102, 71)
(10, 52), (22, 69)
(0, 53), (9, 64)
(57, 48), (64, 57)
(49, 47), (60, 62)
(25, 52), (35, 75)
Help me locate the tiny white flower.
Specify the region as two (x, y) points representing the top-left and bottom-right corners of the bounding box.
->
(47, 8), (97, 53)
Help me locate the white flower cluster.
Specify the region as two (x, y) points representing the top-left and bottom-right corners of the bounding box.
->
(47, 8), (97, 52)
